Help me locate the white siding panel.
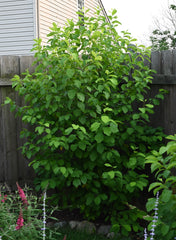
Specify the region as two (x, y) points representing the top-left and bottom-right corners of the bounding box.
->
(85, 0), (99, 17)
(0, 0), (36, 55)
(39, 0), (78, 44)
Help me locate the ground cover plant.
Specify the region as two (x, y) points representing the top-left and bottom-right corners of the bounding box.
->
(5, 9), (165, 238)
(0, 183), (116, 240)
(145, 135), (176, 240)
(0, 183), (44, 239)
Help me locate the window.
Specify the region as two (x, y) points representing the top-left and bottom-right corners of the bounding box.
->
(78, 0), (84, 11)
(78, 0), (84, 22)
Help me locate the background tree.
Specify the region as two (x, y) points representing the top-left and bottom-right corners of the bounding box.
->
(150, 1), (176, 50)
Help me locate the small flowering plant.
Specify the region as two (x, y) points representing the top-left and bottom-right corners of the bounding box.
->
(0, 183), (43, 240)
(145, 135), (176, 240)
(144, 192), (159, 240)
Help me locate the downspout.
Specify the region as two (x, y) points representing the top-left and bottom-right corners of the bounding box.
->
(98, 0), (111, 24)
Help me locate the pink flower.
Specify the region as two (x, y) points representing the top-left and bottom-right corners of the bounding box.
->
(63, 235), (67, 240)
(16, 182), (29, 207)
(16, 208), (24, 230)
(0, 194), (7, 203)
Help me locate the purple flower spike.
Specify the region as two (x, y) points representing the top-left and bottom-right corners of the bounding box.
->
(150, 192), (159, 240)
(144, 228), (148, 240)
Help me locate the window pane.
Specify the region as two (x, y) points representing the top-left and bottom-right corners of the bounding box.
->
(78, 0), (84, 10)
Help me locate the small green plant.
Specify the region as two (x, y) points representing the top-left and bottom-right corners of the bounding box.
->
(146, 135), (176, 240)
(0, 183), (42, 239)
(5, 9), (165, 238)
(0, 183), (61, 240)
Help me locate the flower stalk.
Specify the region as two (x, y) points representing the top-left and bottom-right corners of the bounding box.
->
(42, 191), (46, 240)
(150, 191), (159, 240)
(16, 182), (29, 208)
(16, 207), (24, 230)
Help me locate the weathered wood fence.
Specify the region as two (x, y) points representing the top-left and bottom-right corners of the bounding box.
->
(0, 56), (36, 186)
(0, 51), (176, 184)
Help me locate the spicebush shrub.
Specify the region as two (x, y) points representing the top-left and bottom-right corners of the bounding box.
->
(5, 9), (165, 237)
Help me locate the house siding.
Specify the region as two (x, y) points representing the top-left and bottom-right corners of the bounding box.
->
(0, 0), (36, 55)
(0, 0), (107, 55)
(85, 0), (99, 17)
(39, 0), (101, 45)
(39, 0), (78, 45)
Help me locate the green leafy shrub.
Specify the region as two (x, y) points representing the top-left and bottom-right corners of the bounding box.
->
(5, 9), (165, 237)
(146, 135), (176, 240)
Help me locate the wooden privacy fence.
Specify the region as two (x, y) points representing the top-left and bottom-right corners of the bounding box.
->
(0, 56), (36, 186)
(0, 51), (176, 184)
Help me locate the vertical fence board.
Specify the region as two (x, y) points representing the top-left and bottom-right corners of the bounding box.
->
(161, 50), (173, 75)
(0, 56), (35, 186)
(151, 51), (161, 73)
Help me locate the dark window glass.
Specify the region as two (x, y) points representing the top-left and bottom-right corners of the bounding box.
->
(78, 0), (84, 10)
(78, 0), (84, 22)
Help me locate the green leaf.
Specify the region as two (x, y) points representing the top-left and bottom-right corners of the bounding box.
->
(74, 80), (81, 88)
(146, 198), (156, 211)
(35, 126), (44, 134)
(110, 123), (119, 133)
(73, 179), (81, 188)
(78, 141), (86, 151)
(130, 182), (136, 187)
(115, 171), (122, 179)
(151, 162), (162, 173)
(161, 224), (170, 236)
(122, 224), (131, 232)
(101, 115), (111, 124)
(90, 122), (100, 132)
(68, 90), (76, 99)
(90, 151), (97, 161)
(127, 128), (134, 135)
(107, 171), (115, 179)
(97, 143), (105, 154)
(60, 167), (67, 175)
(167, 144), (176, 153)
(159, 146), (167, 155)
(128, 157), (137, 168)
(95, 132), (104, 143)
(103, 127), (111, 136)
(133, 114), (139, 120)
(50, 179), (56, 189)
(104, 163), (112, 167)
(161, 189), (172, 202)
(166, 162), (176, 170)
(103, 107), (113, 112)
(41, 179), (50, 189)
(53, 166), (59, 175)
(122, 106), (128, 114)
(149, 182), (162, 192)
(65, 127), (73, 135)
(77, 92), (85, 102)
(109, 78), (118, 86)
(72, 124), (79, 130)
(81, 175), (87, 184)
(94, 196), (101, 205)
(112, 9), (117, 15)
(86, 195), (93, 205)
(66, 69), (75, 78)
(77, 102), (85, 112)
(71, 144), (77, 151)
(26, 151), (32, 159)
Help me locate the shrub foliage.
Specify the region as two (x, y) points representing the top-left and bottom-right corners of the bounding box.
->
(5, 9), (164, 237)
